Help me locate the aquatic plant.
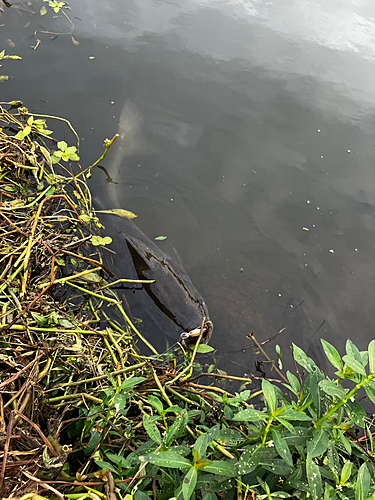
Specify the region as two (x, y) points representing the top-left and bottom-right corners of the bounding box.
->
(1, 103), (375, 499)
(0, 49), (22, 82)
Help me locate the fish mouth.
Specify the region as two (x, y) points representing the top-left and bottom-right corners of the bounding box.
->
(180, 319), (213, 345)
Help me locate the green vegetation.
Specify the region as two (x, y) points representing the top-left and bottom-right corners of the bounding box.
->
(1, 104), (375, 500)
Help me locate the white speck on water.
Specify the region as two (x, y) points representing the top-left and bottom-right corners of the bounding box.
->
(312, 224), (315, 227)
(316, 207), (320, 210)
(306, 200), (310, 204)
(304, 263), (308, 266)
(170, 199), (174, 202)
(329, 249), (335, 254)
(320, 155), (324, 159)
(347, 149), (351, 153)
(278, 293), (282, 296)
(354, 248), (358, 252)
(317, 129), (321, 132)
(110, 101), (114, 104)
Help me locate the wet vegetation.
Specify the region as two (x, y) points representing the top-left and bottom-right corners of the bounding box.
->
(1, 103), (375, 500)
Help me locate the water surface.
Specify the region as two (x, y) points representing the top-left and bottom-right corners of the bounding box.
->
(3, 0), (375, 375)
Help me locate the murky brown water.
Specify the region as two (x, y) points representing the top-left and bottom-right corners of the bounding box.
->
(3, 0), (375, 375)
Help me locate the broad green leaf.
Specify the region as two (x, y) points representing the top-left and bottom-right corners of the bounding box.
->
(286, 370), (301, 394)
(232, 408), (265, 422)
(147, 395), (164, 414)
(182, 467), (197, 500)
(142, 451), (192, 469)
(163, 411), (188, 447)
(355, 463), (370, 500)
(293, 344), (317, 373)
(193, 432), (211, 459)
(271, 428), (293, 466)
(278, 408), (313, 421)
(307, 428), (328, 458)
(57, 140), (67, 151)
(342, 354), (366, 377)
(201, 460), (237, 477)
(40, 4), (47, 14)
(369, 340), (375, 374)
(340, 461), (352, 485)
(321, 339), (343, 370)
(194, 344), (214, 353)
(27, 116), (34, 126)
(65, 145), (77, 155)
(217, 429), (243, 447)
(119, 376), (146, 391)
(262, 378), (277, 415)
(365, 385), (375, 405)
(306, 453), (322, 500)
(94, 460), (117, 474)
(324, 483), (337, 500)
(134, 491), (150, 500)
(142, 415), (162, 445)
(14, 130), (24, 140)
(319, 379), (347, 399)
(345, 400), (365, 428)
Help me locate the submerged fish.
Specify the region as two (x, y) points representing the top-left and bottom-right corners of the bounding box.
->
(97, 210), (213, 347)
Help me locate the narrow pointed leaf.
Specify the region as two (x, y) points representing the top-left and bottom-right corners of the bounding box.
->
(271, 428), (293, 466)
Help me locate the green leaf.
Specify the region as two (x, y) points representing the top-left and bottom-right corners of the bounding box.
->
(319, 379), (347, 399)
(163, 411), (188, 447)
(40, 4), (48, 14)
(278, 408), (313, 421)
(193, 432), (212, 460)
(307, 428), (329, 458)
(142, 451), (192, 469)
(147, 395), (164, 414)
(142, 415), (162, 445)
(98, 208), (137, 219)
(65, 145), (77, 155)
(342, 354), (366, 376)
(119, 376), (146, 391)
(271, 428), (293, 466)
(337, 429), (351, 455)
(232, 408), (265, 422)
(368, 340), (375, 374)
(321, 339), (343, 370)
(345, 400), (365, 428)
(355, 463), (370, 500)
(293, 344), (318, 373)
(23, 125), (31, 137)
(57, 140), (67, 151)
(201, 460), (237, 477)
(217, 429), (243, 447)
(94, 460), (118, 474)
(27, 116), (34, 126)
(340, 461), (352, 485)
(262, 378), (277, 415)
(14, 130), (24, 140)
(306, 453), (322, 500)
(286, 370), (301, 394)
(0, 50), (4, 60)
(182, 467), (197, 500)
(155, 236), (167, 240)
(91, 235), (112, 246)
(194, 344), (214, 353)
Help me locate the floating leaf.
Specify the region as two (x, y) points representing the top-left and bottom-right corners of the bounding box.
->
(90, 235), (112, 246)
(71, 35), (80, 46)
(89, 56), (95, 59)
(155, 236), (167, 240)
(98, 209), (137, 219)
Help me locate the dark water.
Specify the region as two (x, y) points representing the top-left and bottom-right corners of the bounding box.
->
(3, 0), (375, 375)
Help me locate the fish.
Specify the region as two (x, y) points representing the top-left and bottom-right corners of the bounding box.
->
(97, 210), (213, 349)
(109, 99), (155, 183)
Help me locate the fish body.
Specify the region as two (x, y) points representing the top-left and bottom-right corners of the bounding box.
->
(98, 211), (213, 346)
